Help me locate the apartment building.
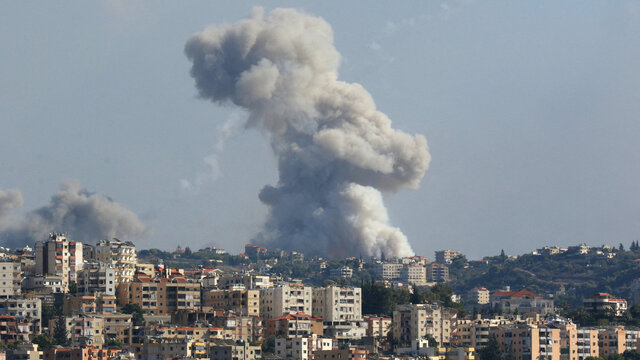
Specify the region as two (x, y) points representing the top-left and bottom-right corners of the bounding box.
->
(598, 327), (639, 356)
(584, 293), (628, 316)
(77, 261), (116, 296)
(218, 274), (272, 290)
(203, 288), (260, 316)
(266, 312), (323, 338)
(49, 315), (105, 348)
(376, 263), (403, 280)
(63, 293), (117, 315)
(0, 261), (21, 298)
(312, 286), (362, 322)
(435, 250), (462, 264)
(0, 315), (41, 343)
(401, 265), (427, 286)
(260, 284), (312, 320)
(208, 340), (262, 360)
(209, 314), (264, 343)
(22, 275), (64, 294)
(315, 349), (369, 360)
(93, 238), (137, 283)
(275, 335), (334, 360)
(0, 297), (41, 321)
(490, 289), (555, 315)
(456, 317), (513, 348)
(427, 263), (450, 282)
(393, 303), (458, 346)
(492, 325), (561, 360)
(118, 277), (201, 315)
(364, 316), (392, 338)
(35, 233), (83, 291)
(469, 287), (490, 305)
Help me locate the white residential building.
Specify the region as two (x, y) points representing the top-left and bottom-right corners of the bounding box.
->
(260, 284), (312, 320)
(35, 233), (83, 291)
(94, 238), (137, 283)
(312, 286), (362, 322)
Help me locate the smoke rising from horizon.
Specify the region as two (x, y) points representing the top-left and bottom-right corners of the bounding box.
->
(185, 8), (430, 258)
(0, 181), (149, 248)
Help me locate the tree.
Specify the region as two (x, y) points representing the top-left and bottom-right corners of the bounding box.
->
(477, 335), (504, 360)
(69, 282), (78, 294)
(32, 334), (54, 350)
(53, 315), (70, 346)
(121, 303), (145, 325)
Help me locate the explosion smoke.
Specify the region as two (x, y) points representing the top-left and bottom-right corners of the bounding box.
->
(0, 181), (148, 248)
(185, 8), (430, 257)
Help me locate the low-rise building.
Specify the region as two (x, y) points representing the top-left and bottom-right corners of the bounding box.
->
(490, 289), (554, 315)
(203, 288), (260, 316)
(584, 293), (627, 316)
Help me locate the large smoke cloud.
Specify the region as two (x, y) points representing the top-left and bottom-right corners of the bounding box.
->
(0, 181), (149, 248)
(185, 8), (430, 258)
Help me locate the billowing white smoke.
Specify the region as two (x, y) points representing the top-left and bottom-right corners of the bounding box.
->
(0, 181), (149, 248)
(185, 8), (430, 258)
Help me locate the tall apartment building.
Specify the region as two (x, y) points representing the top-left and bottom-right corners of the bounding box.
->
(35, 233), (83, 291)
(493, 325), (561, 360)
(312, 286), (362, 322)
(0, 260), (21, 298)
(94, 238), (137, 283)
(203, 289), (260, 316)
(427, 263), (450, 282)
(468, 287), (490, 305)
(401, 265), (427, 286)
(77, 261), (116, 296)
(393, 303), (458, 346)
(118, 278), (201, 315)
(376, 263), (403, 280)
(259, 284), (312, 320)
(435, 250), (462, 264)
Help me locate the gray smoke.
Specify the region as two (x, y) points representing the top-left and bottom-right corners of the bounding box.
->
(185, 8), (430, 258)
(0, 181), (149, 248)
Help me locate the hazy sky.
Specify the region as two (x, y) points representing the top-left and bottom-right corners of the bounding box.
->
(2, 1), (640, 259)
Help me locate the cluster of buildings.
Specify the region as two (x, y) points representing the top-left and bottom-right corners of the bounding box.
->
(0, 237), (639, 360)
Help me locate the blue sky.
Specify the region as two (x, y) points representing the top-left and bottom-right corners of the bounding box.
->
(1, 1), (640, 259)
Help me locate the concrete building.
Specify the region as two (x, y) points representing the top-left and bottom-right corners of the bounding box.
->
(21, 275), (64, 294)
(364, 316), (392, 338)
(315, 349), (369, 360)
(329, 266), (353, 279)
(35, 233), (83, 291)
(203, 288), (260, 316)
(376, 263), (403, 280)
(117, 277), (201, 315)
(0, 315), (41, 343)
(218, 274), (272, 290)
(469, 287), (490, 305)
(490, 289), (555, 315)
(393, 303), (458, 346)
(493, 325), (561, 360)
(427, 263), (450, 282)
(77, 261), (116, 296)
(244, 244), (267, 258)
(49, 315), (105, 347)
(260, 284), (312, 320)
(0, 297), (41, 321)
(435, 250), (463, 264)
(0, 261), (21, 298)
(401, 264), (427, 286)
(6, 343), (42, 360)
(94, 238), (137, 283)
(208, 340), (262, 360)
(275, 335), (334, 360)
(584, 293), (628, 316)
(312, 286), (362, 322)
(266, 312), (323, 338)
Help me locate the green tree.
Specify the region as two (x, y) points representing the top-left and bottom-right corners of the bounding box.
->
(69, 282), (78, 294)
(53, 315), (70, 346)
(32, 334), (55, 350)
(477, 335), (504, 360)
(121, 303), (145, 325)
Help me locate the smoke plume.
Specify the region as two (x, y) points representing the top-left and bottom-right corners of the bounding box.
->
(185, 8), (430, 258)
(0, 181), (149, 248)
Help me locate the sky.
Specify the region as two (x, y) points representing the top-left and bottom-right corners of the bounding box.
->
(1, 1), (640, 260)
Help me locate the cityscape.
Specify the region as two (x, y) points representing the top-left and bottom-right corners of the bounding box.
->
(2, 2), (640, 360)
(0, 235), (636, 359)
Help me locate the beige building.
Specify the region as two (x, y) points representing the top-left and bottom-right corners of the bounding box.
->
(393, 303), (458, 346)
(312, 286), (362, 322)
(260, 284), (312, 320)
(401, 265), (427, 286)
(427, 263), (450, 282)
(364, 316), (392, 338)
(35, 233), (83, 291)
(208, 340), (262, 360)
(49, 315), (105, 348)
(376, 262), (403, 280)
(94, 238), (137, 283)
(203, 288), (260, 316)
(118, 277), (201, 315)
(469, 287), (490, 305)
(493, 325), (561, 360)
(0, 261), (21, 298)
(583, 293), (627, 316)
(435, 250), (462, 264)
